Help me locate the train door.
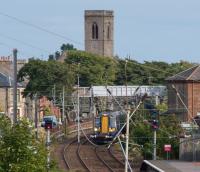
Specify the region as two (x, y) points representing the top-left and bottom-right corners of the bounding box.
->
(101, 115), (109, 133)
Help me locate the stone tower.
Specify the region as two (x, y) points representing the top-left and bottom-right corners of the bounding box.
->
(85, 10), (114, 57)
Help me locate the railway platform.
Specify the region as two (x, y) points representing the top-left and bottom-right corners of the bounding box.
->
(141, 160), (200, 172)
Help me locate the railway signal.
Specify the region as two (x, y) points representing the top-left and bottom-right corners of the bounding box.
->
(150, 110), (159, 119)
(151, 120), (159, 130)
(45, 121), (53, 130)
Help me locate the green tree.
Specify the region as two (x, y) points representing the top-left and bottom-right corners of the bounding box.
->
(54, 51), (60, 60)
(60, 43), (76, 52)
(130, 112), (183, 159)
(115, 59), (147, 85)
(43, 106), (52, 115)
(48, 54), (55, 61)
(115, 59), (195, 85)
(17, 59), (74, 99)
(0, 116), (47, 172)
(156, 103), (168, 113)
(65, 50), (117, 86)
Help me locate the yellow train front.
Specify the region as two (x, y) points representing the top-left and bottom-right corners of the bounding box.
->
(91, 112), (123, 143)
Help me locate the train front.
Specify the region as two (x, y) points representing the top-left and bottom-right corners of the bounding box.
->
(91, 112), (117, 143)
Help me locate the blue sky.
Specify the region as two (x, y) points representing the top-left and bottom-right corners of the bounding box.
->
(0, 0), (200, 63)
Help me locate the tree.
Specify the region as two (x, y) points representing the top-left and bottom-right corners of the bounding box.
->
(60, 43), (76, 52)
(115, 59), (195, 85)
(43, 106), (52, 115)
(115, 59), (147, 85)
(156, 103), (168, 113)
(17, 59), (74, 99)
(48, 54), (55, 61)
(55, 51), (60, 60)
(65, 50), (117, 86)
(130, 107), (183, 159)
(0, 116), (47, 172)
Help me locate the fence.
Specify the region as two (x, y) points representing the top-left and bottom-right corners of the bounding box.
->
(179, 133), (200, 161)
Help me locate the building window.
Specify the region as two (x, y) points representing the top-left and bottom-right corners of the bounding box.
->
(10, 89), (20, 103)
(17, 109), (20, 117)
(107, 24), (110, 39)
(92, 22), (98, 39)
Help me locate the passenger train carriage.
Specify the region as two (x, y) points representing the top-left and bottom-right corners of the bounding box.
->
(91, 111), (126, 143)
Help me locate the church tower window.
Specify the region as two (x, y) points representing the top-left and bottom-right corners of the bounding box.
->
(92, 22), (98, 39)
(107, 24), (110, 39)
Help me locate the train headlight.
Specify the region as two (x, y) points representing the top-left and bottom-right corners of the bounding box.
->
(109, 128), (116, 132)
(94, 127), (98, 132)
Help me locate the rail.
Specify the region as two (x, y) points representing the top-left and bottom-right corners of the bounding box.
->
(77, 139), (91, 172)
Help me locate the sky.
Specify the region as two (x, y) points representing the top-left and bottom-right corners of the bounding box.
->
(0, 0), (200, 63)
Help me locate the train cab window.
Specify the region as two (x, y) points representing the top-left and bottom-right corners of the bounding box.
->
(95, 117), (100, 127)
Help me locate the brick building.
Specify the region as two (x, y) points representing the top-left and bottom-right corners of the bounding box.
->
(166, 65), (200, 121)
(39, 96), (61, 120)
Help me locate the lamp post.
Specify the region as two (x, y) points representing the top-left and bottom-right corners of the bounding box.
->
(13, 49), (17, 123)
(125, 60), (130, 172)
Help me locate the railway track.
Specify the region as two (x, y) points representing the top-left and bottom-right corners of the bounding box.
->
(63, 135), (126, 172)
(63, 137), (87, 171)
(51, 121), (126, 172)
(95, 146), (124, 172)
(78, 138), (107, 172)
(109, 146), (125, 166)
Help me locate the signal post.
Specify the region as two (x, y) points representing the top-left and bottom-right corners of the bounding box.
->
(152, 119), (159, 160)
(45, 121), (53, 171)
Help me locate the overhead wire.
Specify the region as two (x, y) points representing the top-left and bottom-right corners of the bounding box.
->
(123, 58), (200, 123)
(0, 33), (51, 54)
(0, 41), (32, 57)
(0, 11), (83, 46)
(125, 58), (200, 83)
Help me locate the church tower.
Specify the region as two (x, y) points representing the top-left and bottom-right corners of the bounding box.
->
(85, 10), (114, 57)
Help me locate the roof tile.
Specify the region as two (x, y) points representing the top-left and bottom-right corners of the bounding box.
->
(166, 65), (200, 81)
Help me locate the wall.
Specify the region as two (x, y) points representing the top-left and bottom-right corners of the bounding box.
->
(187, 82), (200, 120)
(0, 88), (8, 114)
(167, 82), (188, 121)
(7, 87), (26, 118)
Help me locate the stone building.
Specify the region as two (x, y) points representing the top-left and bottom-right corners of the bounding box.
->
(0, 57), (35, 120)
(166, 65), (200, 121)
(85, 10), (114, 57)
(0, 72), (28, 118)
(0, 56), (27, 76)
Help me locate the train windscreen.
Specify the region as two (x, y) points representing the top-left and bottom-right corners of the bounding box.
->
(110, 116), (116, 128)
(95, 117), (100, 127)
